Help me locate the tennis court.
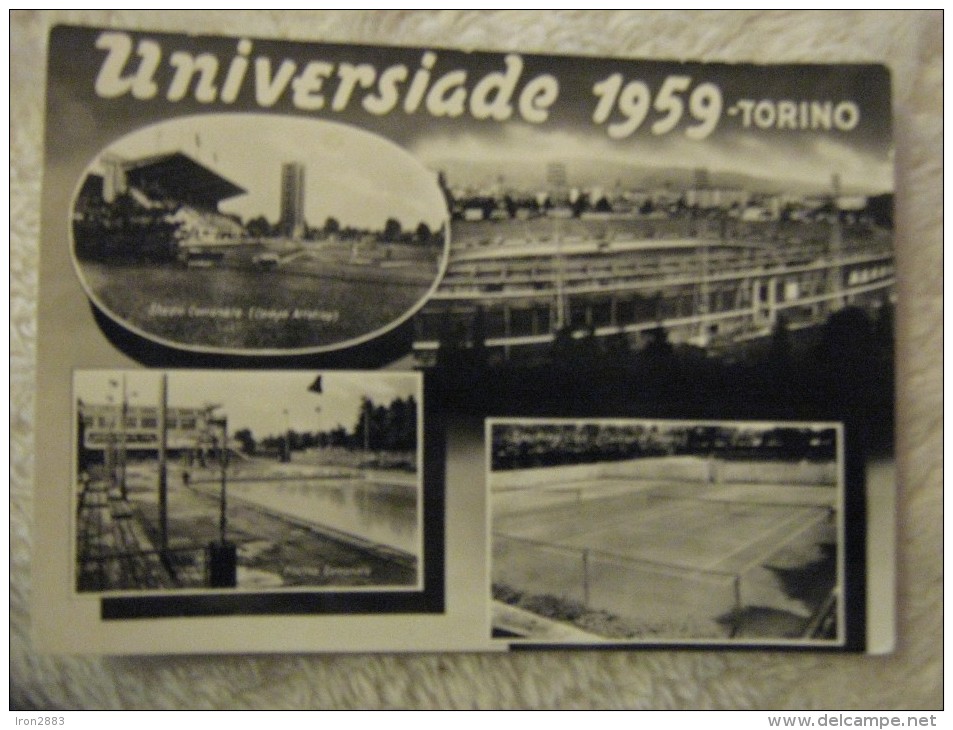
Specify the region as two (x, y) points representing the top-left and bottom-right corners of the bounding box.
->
(491, 456), (840, 640)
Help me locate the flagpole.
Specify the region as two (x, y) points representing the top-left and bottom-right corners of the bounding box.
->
(158, 373), (168, 555)
(119, 375), (127, 499)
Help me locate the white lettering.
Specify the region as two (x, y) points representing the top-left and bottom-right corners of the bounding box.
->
(220, 39), (253, 103)
(254, 57), (297, 107)
(291, 61), (334, 110)
(519, 74), (559, 124)
(425, 70), (467, 117)
(332, 63), (376, 111)
(833, 101), (860, 130)
(363, 65), (407, 115)
(94, 31), (160, 99)
(469, 54), (522, 121)
(404, 52), (437, 113)
(167, 51), (219, 102)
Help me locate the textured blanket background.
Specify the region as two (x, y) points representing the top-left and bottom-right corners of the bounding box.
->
(10, 10), (942, 710)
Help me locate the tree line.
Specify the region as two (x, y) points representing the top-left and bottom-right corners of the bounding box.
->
(233, 395), (417, 457)
(244, 214), (444, 246)
(492, 423), (838, 471)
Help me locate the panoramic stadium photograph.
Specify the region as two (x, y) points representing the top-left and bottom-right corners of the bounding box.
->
(70, 114), (449, 354)
(412, 145), (893, 375)
(73, 369), (423, 594)
(413, 125), (896, 486)
(488, 418), (844, 645)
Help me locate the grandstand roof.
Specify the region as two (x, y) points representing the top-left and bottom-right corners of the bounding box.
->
(122, 152), (246, 209)
(454, 237), (765, 262)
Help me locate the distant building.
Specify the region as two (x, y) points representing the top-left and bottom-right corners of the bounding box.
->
(685, 187), (749, 210)
(79, 402), (213, 454)
(77, 400), (239, 467)
(100, 154), (126, 203)
(280, 162), (306, 238)
(546, 162), (568, 201)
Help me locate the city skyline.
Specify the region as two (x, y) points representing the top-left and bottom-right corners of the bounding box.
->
(413, 125), (893, 198)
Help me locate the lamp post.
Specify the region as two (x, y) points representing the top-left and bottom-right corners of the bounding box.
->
(208, 416), (229, 544)
(119, 376), (128, 499)
(283, 408), (291, 463)
(106, 381), (124, 495)
(157, 373), (168, 555)
(357, 397), (370, 469)
(364, 399), (370, 459)
(206, 414), (236, 587)
(104, 393), (117, 487)
(108, 376), (137, 500)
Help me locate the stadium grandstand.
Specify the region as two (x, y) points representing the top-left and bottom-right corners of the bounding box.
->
(73, 151), (246, 263)
(413, 172), (894, 365)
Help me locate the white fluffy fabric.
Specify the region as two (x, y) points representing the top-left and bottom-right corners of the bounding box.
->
(10, 10), (942, 709)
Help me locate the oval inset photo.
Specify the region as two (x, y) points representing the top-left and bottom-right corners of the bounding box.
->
(71, 115), (450, 355)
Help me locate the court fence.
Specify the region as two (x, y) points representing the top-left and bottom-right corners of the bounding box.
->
(492, 532), (742, 638)
(492, 506), (837, 640)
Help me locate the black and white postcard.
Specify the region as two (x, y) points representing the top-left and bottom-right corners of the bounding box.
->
(33, 25), (895, 653)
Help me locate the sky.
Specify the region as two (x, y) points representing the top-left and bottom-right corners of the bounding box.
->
(74, 370), (421, 439)
(409, 123), (894, 195)
(88, 114), (448, 232)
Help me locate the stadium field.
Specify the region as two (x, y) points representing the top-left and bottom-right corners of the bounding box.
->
(82, 260), (432, 350)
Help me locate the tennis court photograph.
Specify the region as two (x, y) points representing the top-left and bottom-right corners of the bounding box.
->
(488, 418), (843, 645)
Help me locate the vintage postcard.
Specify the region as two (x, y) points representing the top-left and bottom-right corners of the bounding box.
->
(33, 25), (895, 652)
